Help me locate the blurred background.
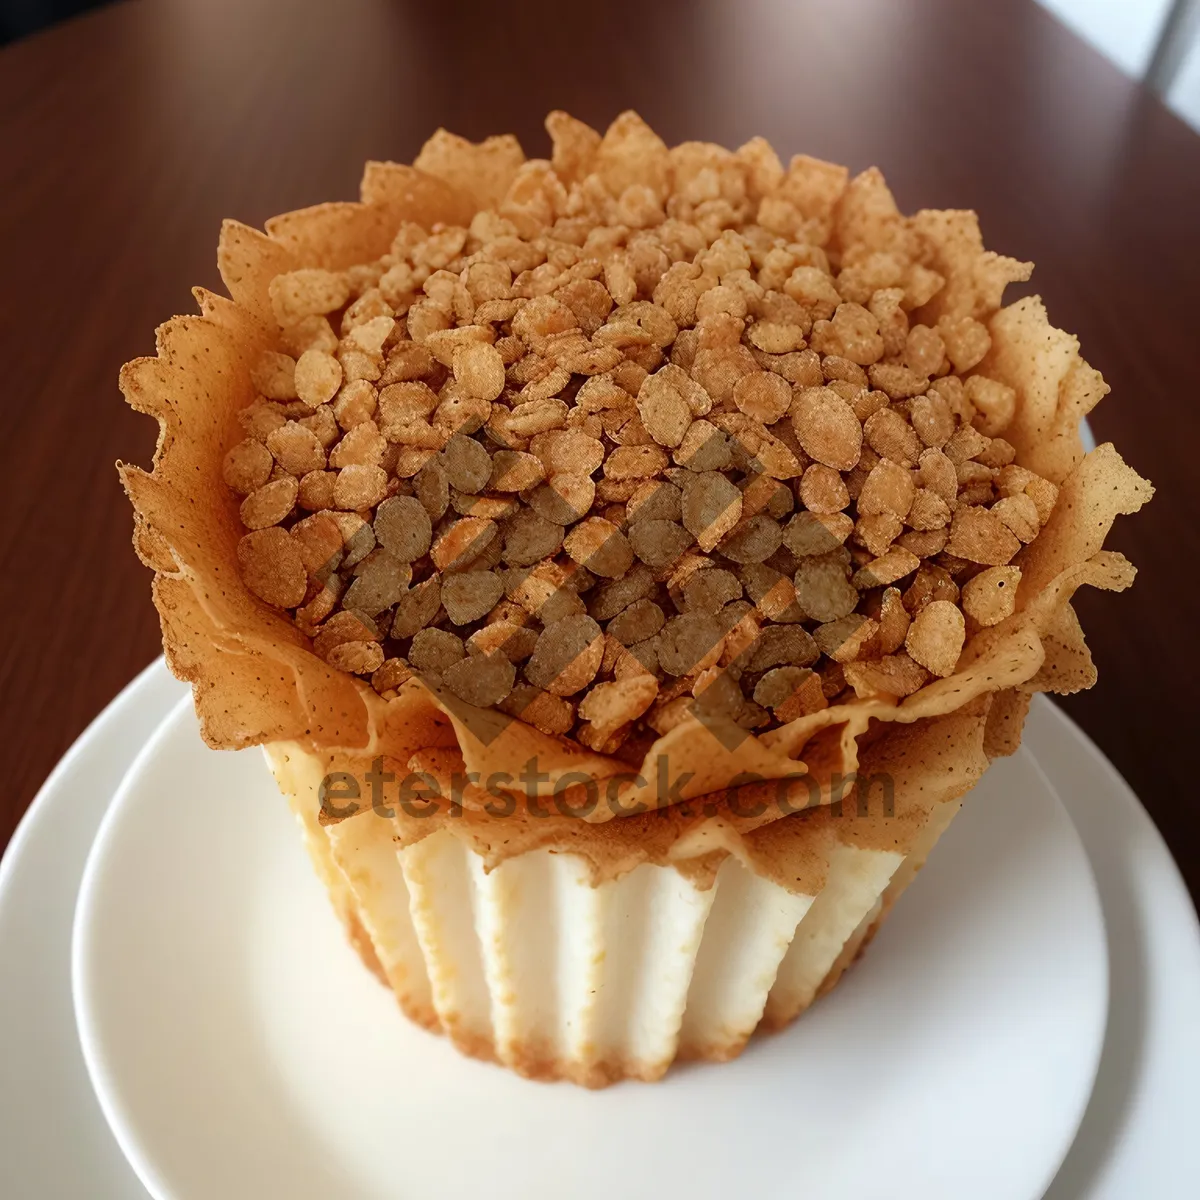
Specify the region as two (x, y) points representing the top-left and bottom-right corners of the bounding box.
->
(9, 0), (1200, 132)
(1, 0), (1196, 893)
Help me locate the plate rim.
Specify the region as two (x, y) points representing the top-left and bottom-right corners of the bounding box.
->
(72, 692), (1109, 1200)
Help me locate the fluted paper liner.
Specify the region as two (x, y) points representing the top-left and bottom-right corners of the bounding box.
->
(119, 113), (1150, 1083)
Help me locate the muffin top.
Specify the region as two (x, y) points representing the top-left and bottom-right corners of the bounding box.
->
(223, 111), (1059, 762)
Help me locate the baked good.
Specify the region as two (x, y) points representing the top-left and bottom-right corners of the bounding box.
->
(121, 111), (1150, 1085)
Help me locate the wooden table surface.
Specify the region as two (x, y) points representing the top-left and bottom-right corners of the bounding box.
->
(1, 0), (1196, 898)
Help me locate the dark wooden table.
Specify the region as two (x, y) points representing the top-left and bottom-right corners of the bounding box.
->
(1, 0), (1196, 900)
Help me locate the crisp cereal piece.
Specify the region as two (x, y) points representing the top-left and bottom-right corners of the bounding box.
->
(843, 653), (929, 698)
(280, 315), (339, 358)
(747, 322), (806, 355)
(790, 386), (862, 471)
(344, 550), (412, 615)
(636, 370), (694, 447)
(909, 392), (955, 449)
(393, 447), (438, 479)
(324, 641), (385, 675)
(236, 527), (307, 608)
(505, 560), (587, 624)
(733, 370), (792, 424)
(372, 495), (432, 562)
(904, 325), (946, 377)
(867, 362), (928, 400)
(452, 492), (520, 520)
(525, 615), (605, 695)
(944, 423), (990, 465)
(741, 473), (794, 521)
(489, 450), (547, 492)
(530, 474), (595, 524)
(222, 439), (274, 495)
(977, 437), (1016, 469)
(498, 684), (575, 736)
(371, 657), (413, 696)
(1025, 475), (1059, 524)
(917, 446), (959, 504)
(783, 266), (840, 318)
(299, 404), (340, 450)
(855, 512), (903, 557)
(961, 565), (1021, 626)
(267, 423), (327, 475)
(530, 428), (606, 476)
(329, 422), (386, 469)
(681, 471), (743, 551)
(432, 516), (500, 573)
(811, 302), (884, 365)
(718, 514), (783, 564)
(579, 675), (659, 733)
(442, 571), (506, 625)
(409, 628), (466, 676)
(752, 665), (807, 713)
(743, 624), (819, 673)
(897, 527), (949, 558)
(946, 505), (1021, 565)
(798, 464), (848, 514)
(290, 512), (344, 578)
(269, 269), (350, 326)
(607, 598), (665, 645)
(453, 341), (506, 401)
(793, 553), (858, 622)
(877, 586), (910, 654)
(682, 567), (742, 614)
(814, 614), (880, 663)
(563, 517), (634, 578)
(626, 479), (683, 524)
(415, 457), (450, 520)
(442, 652), (517, 707)
(331, 464), (387, 511)
(325, 511), (375, 568)
(391, 577), (442, 639)
(381, 341), (436, 384)
(965, 374), (1016, 437)
(603, 443), (670, 480)
(937, 315), (991, 372)
(907, 487), (952, 531)
(902, 563), (960, 615)
(433, 389), (491, 437)
(250, 351), (298, 401)
(905, 599), (966, 677)
(313, 610), (380, 657)
(858, 460), (916, 520)
(238, 400), (289, 442)
(440, 433), (493, 493)
(239, 476), (297, 529)
(628, 518), (693, 567)
(674, 419), (732, 471)
(852, 545), (921, 588)
(501, 511), (563, 566)
(991, 493), (1040, 543)
(294, 349), (344, 409)
(863, 407), (921, 466)
(784, 510), (853, 556)
(588, 563), (657, 620)
(657, 612), (725, 676)
(468, 622), (539, 662)
(737, 562), (801, 622)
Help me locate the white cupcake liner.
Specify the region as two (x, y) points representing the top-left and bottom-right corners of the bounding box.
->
(272, 744), (941, 1086)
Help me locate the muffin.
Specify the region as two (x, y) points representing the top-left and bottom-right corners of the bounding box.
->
(120, 111), (1150, 1086)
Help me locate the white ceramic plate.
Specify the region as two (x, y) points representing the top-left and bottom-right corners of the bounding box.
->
(74, 695), (1108, 1200)
(0, 660), (186, 1200)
